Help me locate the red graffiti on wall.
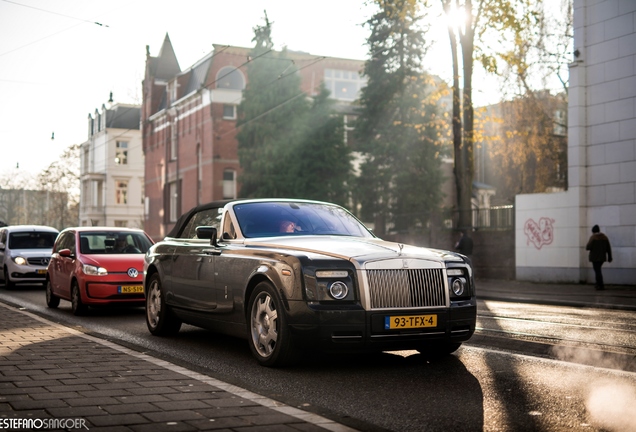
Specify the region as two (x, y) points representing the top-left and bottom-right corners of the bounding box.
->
(524, 217), (555, 249)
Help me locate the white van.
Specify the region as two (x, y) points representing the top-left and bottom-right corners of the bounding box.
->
(0, 225), (59, 288)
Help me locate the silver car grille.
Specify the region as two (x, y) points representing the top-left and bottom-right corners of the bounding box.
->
(27, 257), (50, 266)
(367, 268), (447, 309)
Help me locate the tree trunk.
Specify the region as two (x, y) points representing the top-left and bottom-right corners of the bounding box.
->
(458, 0), (475, 230)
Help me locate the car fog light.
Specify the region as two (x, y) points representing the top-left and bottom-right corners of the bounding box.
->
(329, 281), (349, 299)
(452, 278), (465, 296)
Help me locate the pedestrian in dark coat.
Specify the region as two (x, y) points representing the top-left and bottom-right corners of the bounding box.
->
(455, 229), (474, 259)
(585, 225), (612, 290)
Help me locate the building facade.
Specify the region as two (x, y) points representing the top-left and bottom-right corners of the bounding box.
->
(79, 102), (144, 228)
(141, 35), (365, 240)
(516, 0), (636, 285)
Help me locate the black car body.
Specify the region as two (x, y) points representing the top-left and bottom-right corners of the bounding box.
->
(144, 199), (476, 367)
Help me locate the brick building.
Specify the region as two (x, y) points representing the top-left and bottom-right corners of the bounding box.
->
(142, 34), (365, 240)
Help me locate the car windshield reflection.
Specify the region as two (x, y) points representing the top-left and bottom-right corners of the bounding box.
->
(232, 202), (374, 239)
(79, 232), (153, 254)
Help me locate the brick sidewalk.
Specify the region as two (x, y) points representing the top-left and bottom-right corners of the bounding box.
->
(0, 302), (356, 432)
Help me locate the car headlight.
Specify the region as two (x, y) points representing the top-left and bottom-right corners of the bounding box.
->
(452, 278), (466, 296)
(447, 268), (471, 299)
(305, 269), (354, 301)
(13, 256), (28, 266)
(328, 281), (349, 299)
(83, 264), (108, 276)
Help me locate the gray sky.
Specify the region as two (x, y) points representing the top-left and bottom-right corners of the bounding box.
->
(0, 0), (503, 177)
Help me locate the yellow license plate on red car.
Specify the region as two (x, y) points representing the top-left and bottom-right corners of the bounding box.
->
(118, 285), (143, 294)
(385, 314), (437, 330)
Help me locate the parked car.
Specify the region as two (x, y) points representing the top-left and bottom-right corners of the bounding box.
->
(46, 227), (154, 315)
(0, 225), (59, 289)
(144, 199), (477, 367)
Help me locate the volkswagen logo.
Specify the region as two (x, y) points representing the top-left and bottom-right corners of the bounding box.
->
(127, 268), (139, 278)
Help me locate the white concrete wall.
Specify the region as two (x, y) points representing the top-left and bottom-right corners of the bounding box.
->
(516, 0), (636, 285)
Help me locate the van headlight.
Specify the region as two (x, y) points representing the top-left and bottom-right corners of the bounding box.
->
(13, 256), (28, 266)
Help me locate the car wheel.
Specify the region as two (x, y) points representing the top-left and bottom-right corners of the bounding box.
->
(45, 280), (60, 308)
(417, 342), (462, 358)
(146, 273), (182, 336)
(71, 281), (88, 316)
(3, 267), (14, 290)
(247, 281), (300, 367)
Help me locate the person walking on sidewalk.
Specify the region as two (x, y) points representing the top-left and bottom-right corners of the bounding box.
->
(455, 229), (474, 260)
(586, 224), (612, 290)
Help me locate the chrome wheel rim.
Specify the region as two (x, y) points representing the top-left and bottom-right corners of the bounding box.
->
(147, 279), (161, 329)
(250, 292), (278, 357)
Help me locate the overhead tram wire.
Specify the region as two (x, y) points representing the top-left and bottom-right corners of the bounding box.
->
(1, 0), (109, 27)
(0, 0), (110, 58)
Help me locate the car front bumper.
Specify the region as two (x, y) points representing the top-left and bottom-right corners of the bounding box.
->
(288, 299), (477, 352)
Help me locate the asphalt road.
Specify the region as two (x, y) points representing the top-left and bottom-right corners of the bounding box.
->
(2, 284), (635, 432)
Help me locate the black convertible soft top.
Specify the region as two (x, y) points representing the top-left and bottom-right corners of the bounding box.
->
(166, 200), (234, 239)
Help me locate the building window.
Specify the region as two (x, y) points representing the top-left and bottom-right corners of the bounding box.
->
(114, 220), (128, 227)
(216, 67), (245, 90)
(169, 182), (179, 222)
(553, 109), (566, 136)
(115, 180), (128, 204)
(83, 147), (90, 172)
(170, 123), (178, 160)
(223, 105), (236, 120)
(115, 141), (128, 165)
(323, 69), (367, 101)
(223, 170), (236, 199)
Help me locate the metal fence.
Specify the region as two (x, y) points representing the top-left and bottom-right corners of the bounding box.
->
(444, 205), (514, 231)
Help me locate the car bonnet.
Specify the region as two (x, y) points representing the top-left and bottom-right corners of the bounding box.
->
(243, 236), (456, 264)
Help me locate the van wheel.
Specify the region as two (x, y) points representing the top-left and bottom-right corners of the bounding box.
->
(3, 267), (14, 290)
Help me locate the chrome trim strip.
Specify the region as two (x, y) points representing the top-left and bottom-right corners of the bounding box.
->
(370, 331), (446, 338)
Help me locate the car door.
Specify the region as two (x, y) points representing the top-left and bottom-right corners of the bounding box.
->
(51, 231), (76, 298)
(0, 229), (7, 282)
(170, 207), (223, 312)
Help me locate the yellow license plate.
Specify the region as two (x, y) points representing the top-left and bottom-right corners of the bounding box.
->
(118, 285), (143, 294)
(385, 314), (437, 330)
(36, 269), (47, 274)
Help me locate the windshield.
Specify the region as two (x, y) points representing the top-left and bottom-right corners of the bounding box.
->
(233, 202), (374, 239)
(79, 231), (153, 255)
(8, 232), (57, 249)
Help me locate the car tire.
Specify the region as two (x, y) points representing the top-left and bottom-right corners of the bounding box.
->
(71, 281), (88, 316)
(45, 280), (60, 308)
(3, 267), (14, 290)
(146, 273), (182, 336)
(247, 281), (300, 367)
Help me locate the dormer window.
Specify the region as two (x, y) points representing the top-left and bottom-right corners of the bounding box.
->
(216, 67), (245, 90)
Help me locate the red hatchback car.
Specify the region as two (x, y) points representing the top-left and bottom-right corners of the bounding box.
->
(46, 227), (154, 315)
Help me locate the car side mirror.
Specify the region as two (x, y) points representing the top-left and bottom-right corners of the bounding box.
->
(195, 226), (218, 247)
(59, 249), (73, 258)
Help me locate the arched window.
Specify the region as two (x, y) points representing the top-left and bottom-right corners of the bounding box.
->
(216, 67), (245, 90)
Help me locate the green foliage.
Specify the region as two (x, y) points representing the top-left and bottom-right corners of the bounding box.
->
(355, 0), (443, 234)
(291, 86), (352, 206)
(237, 15), (352, 203)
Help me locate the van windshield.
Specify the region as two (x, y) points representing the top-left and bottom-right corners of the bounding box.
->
(9, 232), (57, 249)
